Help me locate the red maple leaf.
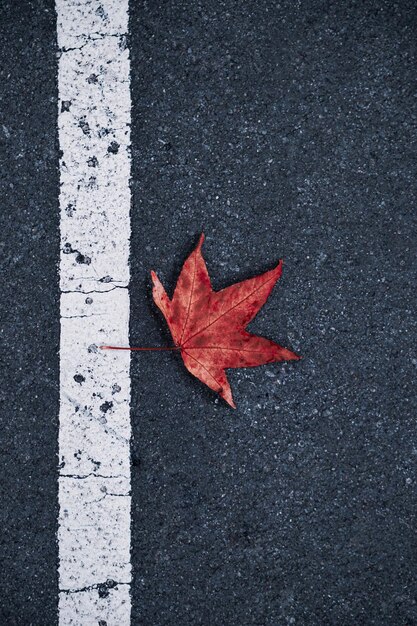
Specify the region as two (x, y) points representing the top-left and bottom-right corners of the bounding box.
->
(103, 234), (300, 408)
(152, 234), (300, 407)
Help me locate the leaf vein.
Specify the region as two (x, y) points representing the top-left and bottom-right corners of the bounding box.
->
(179, 249), (198, 345)
(183, 350), (224, 391)
(182, 271), (278, 346)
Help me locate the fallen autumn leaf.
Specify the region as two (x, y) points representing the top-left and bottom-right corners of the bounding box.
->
(103, 233), (301, 408)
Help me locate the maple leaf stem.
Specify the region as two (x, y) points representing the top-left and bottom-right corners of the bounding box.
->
(100, 345), (180, 351)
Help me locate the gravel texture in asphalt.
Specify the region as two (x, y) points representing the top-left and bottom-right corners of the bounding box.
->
(0, 2), (59, 625)
(129, 1), (417, 625)
(0, 1), (416, 625)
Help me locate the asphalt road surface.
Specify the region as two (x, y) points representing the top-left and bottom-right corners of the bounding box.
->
(1, 1), (417, 625)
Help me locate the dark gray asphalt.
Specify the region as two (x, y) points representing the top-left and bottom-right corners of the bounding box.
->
(129, 1), (417, 625)
(1, 0), (416, 625)
(0, 1), (59, 625)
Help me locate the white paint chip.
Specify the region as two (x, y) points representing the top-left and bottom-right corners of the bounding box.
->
(56, 1), (131, 624)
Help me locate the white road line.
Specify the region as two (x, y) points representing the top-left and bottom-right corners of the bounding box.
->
(56, 1), (131, 624)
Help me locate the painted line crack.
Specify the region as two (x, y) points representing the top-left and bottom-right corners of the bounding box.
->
(59, 580), (130, 596)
